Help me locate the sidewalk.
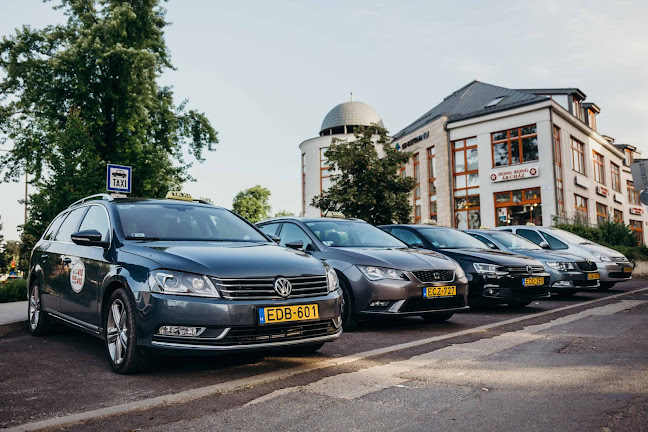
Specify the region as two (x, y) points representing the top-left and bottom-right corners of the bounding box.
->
(0, 301), (27, 335)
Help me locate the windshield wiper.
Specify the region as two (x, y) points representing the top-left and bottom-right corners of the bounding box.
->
(125, 236), (161, 241)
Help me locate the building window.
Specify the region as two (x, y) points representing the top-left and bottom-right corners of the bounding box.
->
(625, 149), (634, 166)
(630, 220), (643, 245)
(571, 137), (586, 175)
(453, 137), (480, 229)
(413, 153), (421, 223)
(627, 180), (639, 205)
(573, 98), (582, 121)
(427, 146), (437, 223)
(611, 162), (621, 192)
(588, 109), (597, 130)
(593, 151), (605, 184)
(553, 125), (565, 216)
(494, 188), (542, 226)
(301, 153), (306, 215)
(574, 194), (588, 221)
(491, 124), (538, 167)
(596, 202), (608, 224)
(320, 148), (331, 193)
(614, 209), (623, 223)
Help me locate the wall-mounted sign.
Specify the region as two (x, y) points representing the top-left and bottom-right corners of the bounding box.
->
(106, 164), (132, 193)
(489, 166), (538, 183)
(596, 185), (609, 197)
(613, 193), (623, 204)
(574, 175), (588, 189)
(630, 207), (644, 215)
(395, 131), (429, 151)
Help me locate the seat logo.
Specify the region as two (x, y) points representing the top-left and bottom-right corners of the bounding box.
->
(433, 272), (441, 281)
(274, 278), (292, 298)
(526, 265), (533, 275)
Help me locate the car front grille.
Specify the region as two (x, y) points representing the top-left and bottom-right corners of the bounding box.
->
(576, 261), (597, 271)
(507, 265), (545, 274)
(211, 275), (329, 300)
(223, 320), (338, 345)
(400, 296), (465, 313)
(412, 270), (455, 283)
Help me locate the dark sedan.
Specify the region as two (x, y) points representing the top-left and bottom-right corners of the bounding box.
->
(379, 225), (550, 308)
(27, 193), (342, 373)
(257, 217), (469, 329)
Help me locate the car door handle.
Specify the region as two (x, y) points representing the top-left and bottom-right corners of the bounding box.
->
(61, 257), (72, 265)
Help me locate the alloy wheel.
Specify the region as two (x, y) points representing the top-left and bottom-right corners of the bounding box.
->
(28, 286), (40, 331)
(106, 299), (129, 365)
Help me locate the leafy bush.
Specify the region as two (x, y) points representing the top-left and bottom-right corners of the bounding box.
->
(0, 279), (28, 303)
(554, 219), (648, 262)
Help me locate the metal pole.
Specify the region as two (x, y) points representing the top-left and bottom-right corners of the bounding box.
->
(24, 171), (28, 226)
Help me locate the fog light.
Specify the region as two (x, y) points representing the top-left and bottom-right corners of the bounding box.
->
(158, 326), (206, 337)
(552, 280), (572, 287)
(487, 289), (495, 295)
(370, 301), (390, 307)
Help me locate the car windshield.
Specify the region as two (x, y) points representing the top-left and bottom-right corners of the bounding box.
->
(488, 231), (542, 250)
(305, 221), (406, 248)
(418, 227), (487, 249)
(116, 203), (268, 242)
(546, 228), (594, 245)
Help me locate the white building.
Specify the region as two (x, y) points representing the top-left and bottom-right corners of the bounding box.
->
(300, 81), (648, 244)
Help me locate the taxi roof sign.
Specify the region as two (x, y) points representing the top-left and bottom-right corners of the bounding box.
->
(166, 191), (193, 202)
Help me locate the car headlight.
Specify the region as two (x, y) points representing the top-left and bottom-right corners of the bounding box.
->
(148, 270), (220, 298)
(590, 251), (611, 262)
(357, 265), (408, 281)
(323, 263), (339, 292)
(545, 262), (575, 271)
(454, 266), (466, 279)
(473, 263), (508, 276)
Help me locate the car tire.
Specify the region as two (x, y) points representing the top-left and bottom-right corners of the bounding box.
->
(28, 283), (52, 336)
(104, 288), (152, 374)
(507, 300), (532, 308)
(598, 282), (615, 291)
(339, 278), (358, 331)
(421, 312), (454, 323)
(284, 342), (326, 355)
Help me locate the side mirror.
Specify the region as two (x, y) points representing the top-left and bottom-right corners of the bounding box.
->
(486, 243), (498, 249)
(539, 241), (550, 249)
(71, 230), (109, 248)
(285, 240), (304, 250)
(267, 234), (281, 244)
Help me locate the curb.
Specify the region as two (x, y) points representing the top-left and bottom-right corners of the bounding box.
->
(0, 320), (27, 336)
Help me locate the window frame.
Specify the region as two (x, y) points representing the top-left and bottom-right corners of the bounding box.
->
(627, 180), (639, 205)
(413, 152), (421, 223)
(491, 124), (539, 167)
(452, 137), (480, 229)
(630, 220), (643, 245)
(592, 150), (605, 185)
(596, 202), (608, 225)
(77, 204), (113, 244)
(571, 137), (586, 175)
(611, 162), (621, 192)
(493, 187), (542, 227)
(574, 194), (589, 221)
(553, 125), (565, 216)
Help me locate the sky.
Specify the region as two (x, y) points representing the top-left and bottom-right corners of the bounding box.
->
(1, 0), (647, 240)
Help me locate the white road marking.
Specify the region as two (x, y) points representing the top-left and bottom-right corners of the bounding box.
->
(8, 288), (648, 432)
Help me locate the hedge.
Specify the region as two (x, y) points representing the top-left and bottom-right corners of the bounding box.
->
(0, 279), (28, 303)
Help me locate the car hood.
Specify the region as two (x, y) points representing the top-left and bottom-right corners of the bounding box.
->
(122, 241), (325, 279)
(585, 243), (625, 259)
(435, 248), (542, 266)
(511, 249), (585, 262)
(326, 247), (457, 271)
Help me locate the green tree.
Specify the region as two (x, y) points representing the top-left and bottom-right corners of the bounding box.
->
(232, 185), (271, 223)
(0, 0), (218, 269)
(274, 210), (295, 217)
(312, 124), (416, 225)
(0, 216), (6, 273)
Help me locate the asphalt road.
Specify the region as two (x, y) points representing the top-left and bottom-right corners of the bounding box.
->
(1, 282), (647, 431)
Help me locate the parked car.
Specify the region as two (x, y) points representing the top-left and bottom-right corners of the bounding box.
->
(466, 229), (600, 296)
(379, 225), (550, 308)
(492, 226), (632, 290)
(27, 193), (342, 373)
(257, 217), (469, 329)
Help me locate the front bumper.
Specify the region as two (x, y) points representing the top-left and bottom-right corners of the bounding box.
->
(548, 268), (600, 290)
(469, 272), (551, 302)
(136, 290), (343, 352)
(598, 261), (633, 282)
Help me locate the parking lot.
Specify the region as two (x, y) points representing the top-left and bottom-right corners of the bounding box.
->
(2, 282), (647, 431)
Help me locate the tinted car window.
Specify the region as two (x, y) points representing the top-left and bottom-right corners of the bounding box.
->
(489, 231), (542, 250)
(542, 232), (569, 250)
(305, 221), (406, 248)
(279, 223), (312, 248)
(55, 207), (88, 243)
(259, 222), (281, 236)
(516, 229), (544, 245)
(390, 228), (424, 247)
(44, 213), (67, 240)
(78, 205), (110, 242)
(116, 203), (268, 242)
(418, 227), (487, 249)
(470, 233), (500, 250)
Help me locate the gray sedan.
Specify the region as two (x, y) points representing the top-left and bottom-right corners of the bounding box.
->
(466, 230), (600, 296)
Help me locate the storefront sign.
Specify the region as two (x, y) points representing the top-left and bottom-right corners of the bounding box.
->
(489, 166), (538, 183)
(396, 131), (429, 151)
(630, 207), (644, 215)
(596, 185), (609, 197)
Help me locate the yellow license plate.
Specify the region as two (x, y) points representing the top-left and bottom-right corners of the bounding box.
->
(623, 266), (632, 273)
(587, 272), (600, 280)
(258, 304), (319, 325)
(522, 277), (544, 286)
(423, 286), (456, 298)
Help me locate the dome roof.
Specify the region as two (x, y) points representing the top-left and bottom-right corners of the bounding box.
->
(320, 101), (384, 135)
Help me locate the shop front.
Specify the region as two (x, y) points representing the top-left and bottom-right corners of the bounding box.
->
(494, 187), (542, 226)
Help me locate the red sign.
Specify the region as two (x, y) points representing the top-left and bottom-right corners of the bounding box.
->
(630, 207), (644, 215)
(490, 166), (539, 183)
(596, 185), (609, 197)
(10, 260), (16, 269)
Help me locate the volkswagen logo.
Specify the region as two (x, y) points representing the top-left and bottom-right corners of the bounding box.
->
(526, 265), (534, 275)
(274, 277), (292, 298)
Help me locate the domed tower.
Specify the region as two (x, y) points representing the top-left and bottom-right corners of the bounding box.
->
(299, 101), (385, 217)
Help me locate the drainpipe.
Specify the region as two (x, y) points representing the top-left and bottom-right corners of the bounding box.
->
(549, 106), (558, 226)
(444, 119), (454, 228)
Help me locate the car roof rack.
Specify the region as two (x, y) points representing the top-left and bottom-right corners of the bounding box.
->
(68, 194), (114, 208)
